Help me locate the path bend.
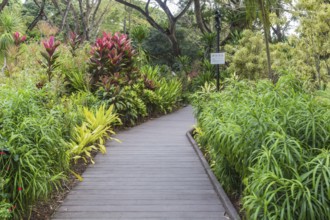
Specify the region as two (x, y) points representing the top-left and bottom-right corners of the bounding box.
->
(52, 106), (229, 220)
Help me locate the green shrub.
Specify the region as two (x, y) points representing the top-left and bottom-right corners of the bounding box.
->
(141, 65), (182, 113)
(0, 201), (12, 219)
(192, 74), (330, 219)
(88, 32), (135, 87)
(0, 85), (69, 218)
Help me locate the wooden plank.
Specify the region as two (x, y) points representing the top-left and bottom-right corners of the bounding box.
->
(63, 193), (220, 200)
(69, 189), (216, 195)
(80, 177), (211, 182)
(80, 170), (207, 175)
(60, 199), (222, 206)
(75, 184), (214, 190)
(54, 218), (229, 220)
(74, 181), (212, 186)
(53, 211), (226, 219)
(80, 174), (208, 178)
(58, 204), (225, 212)
(74, 180), (212, 186)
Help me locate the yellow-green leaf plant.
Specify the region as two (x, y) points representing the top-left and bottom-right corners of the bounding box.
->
(68, 104), (121, 164)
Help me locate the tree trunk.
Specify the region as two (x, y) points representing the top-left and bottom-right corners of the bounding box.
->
(314, 55), (321, 88)
(168, 33), (181, 56)
(259, 0), (273, 81)
(59, 0), (72, 34)
(194, 0), (208, 34)
(264, 27), (272, 80)
(115, 0), (192, 57)
(70, 3), (80, 33)
(27, 0), (46, 31)
(0, 0), (8, 12)
(273, 4), (283, 42)
(78, 0), (89, 41)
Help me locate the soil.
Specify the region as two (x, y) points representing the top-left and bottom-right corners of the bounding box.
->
(27, 152), (97, 220)
(26, 105), (186, 220)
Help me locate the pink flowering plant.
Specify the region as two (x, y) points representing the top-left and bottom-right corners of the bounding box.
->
(13, 32), (27, 46)
(39, 36), (61, 82)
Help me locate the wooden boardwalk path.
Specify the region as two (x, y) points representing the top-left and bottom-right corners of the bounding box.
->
(52, 106), (229, 220)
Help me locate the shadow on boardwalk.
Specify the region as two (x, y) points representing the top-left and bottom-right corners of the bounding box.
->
(52, 106), (229, 220)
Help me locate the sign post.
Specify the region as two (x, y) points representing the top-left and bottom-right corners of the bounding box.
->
(211, 53), (225, 65)
(214, 8), (222, 91)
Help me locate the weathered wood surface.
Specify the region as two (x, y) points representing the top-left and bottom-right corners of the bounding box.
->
(52, 106), (229, 220)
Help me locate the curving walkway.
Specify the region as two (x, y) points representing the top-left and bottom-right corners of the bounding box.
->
(52, 106), (229, 220)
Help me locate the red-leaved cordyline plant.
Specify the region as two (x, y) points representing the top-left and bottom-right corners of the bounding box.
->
(39, 36), (60, 82)
(12, 32), (27, 66)
(13, 32), (27, 46)
(68, 32), (82, 57)
(88, 32), (136, 88)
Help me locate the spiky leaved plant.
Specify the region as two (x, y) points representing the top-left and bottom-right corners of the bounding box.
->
(11, 32), (26, 66)
(13, 32), (26, 46)
(39, 36), (60, 82)
(68, 32), (82, 57)
(192, 74), (330, 219)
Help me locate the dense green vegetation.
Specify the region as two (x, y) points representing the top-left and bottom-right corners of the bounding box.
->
(192, 75), (330, 219)
(0, 4), (184, 217)
(0, 0), (329, 219)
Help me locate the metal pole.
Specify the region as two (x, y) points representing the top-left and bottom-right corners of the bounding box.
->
(215, 9), (221, 91)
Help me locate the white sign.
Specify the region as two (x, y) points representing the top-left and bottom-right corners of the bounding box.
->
(211, 53), (225, 65)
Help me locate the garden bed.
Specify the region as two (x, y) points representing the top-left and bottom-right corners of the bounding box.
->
(190, 75), (330, 219)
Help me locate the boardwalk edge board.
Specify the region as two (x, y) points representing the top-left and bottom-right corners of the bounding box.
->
(186, 129), (241, 220)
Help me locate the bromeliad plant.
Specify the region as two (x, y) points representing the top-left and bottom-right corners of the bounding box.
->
(39, 36), (60, 82)
(68, 104), (121, 164)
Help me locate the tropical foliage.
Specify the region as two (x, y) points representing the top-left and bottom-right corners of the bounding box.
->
(0, 29), (183, 219)
(1, 0), (330, 218)
(192, 75), (330, 219)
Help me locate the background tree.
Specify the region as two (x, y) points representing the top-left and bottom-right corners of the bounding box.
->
(244, 0), (274, 80)
(0, 0), (9, 12)
(77, 0), (111, 41)
(115, 0), (193, 56)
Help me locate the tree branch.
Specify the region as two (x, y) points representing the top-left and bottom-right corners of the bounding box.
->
(92, 0), (102, 26)
(0, 0), (8, 12)
(174, 0), (193, 22)
(145, 0), (151, 15)
(60, 0), (72, 33)
(94, 0), (111, 29)
(155, 0), (174, 21)
(69, 1), (80, 33)
(194, 0), (207, 34)
(78, 0), (89, 40)
(115, 0), (166, 33)
(27, 0), (46, 31)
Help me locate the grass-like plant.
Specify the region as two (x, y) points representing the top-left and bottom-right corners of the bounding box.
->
(0, 86), (69, 218)
(192, 74), (330, 219)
